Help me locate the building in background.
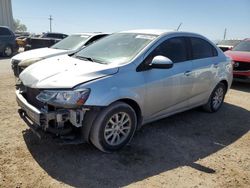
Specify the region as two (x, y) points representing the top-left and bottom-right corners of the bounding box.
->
(0, 0), (14, 30)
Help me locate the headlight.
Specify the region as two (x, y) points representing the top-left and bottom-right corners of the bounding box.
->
(18, 57), (44, 68)
(36, 88), (90, 108)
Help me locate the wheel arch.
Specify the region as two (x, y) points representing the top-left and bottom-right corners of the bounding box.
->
(219, 79), (229, 92)
(82, 98), (143, 143)
(116, 98), (143, 128)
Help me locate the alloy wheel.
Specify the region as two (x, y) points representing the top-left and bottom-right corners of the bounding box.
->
(4, 46), (12, 57)
(104, 112), (132, 146)
(212, 87), (224, 110)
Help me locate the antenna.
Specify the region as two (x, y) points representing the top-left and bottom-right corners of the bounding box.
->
(177, 22), (182, 31)
(49, 15), (53, 32)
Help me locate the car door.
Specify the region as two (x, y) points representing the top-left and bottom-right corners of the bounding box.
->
(0, 27), (10, 50)
(188, 37), (219, 105)
(140, 37), (193, 120)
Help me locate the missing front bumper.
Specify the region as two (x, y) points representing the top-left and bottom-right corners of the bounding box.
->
(16, 90), (87, 137)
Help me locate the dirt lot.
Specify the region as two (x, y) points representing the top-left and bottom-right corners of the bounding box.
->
(0, 58), (249, 188)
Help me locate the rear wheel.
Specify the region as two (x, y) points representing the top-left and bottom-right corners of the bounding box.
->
(3, 45), (13, 57)
(90, 102), (137, 152)
(203, 83), (226, 112)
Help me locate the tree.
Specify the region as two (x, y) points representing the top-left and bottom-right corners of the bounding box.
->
(13, 19), (27, 32)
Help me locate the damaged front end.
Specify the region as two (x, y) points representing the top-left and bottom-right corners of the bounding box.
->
(16, 84), (91, 143)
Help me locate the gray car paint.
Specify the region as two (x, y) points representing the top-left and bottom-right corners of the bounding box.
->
(19, 30), (233, 126)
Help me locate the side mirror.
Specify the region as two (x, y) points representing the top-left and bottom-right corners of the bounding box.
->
(149, 55), (173, 69)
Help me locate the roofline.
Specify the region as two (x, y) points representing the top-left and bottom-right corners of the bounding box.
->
(71, 32), (109, 36)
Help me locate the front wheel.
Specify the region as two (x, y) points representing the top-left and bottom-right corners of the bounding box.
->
(203, 83), (226, 112)
(3, 45), (13, 57)
(90, 102), (137, 152)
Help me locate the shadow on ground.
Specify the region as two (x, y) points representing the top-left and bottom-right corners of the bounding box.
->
(23, 102), (250, 188)
(231, 81), (250, 93)
(0, 56), (10, 60)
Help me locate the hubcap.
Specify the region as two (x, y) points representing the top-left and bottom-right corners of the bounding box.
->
(212, 87), (224, 109)
(4, 47), (12, 56)
(104, 112), (131, 146)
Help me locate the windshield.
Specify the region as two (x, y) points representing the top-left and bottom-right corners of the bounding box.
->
(75, 33), (157, 65)
(217, 40), (241, 46)
(232, 40), (250, 52)
(51, 34), (90, 50)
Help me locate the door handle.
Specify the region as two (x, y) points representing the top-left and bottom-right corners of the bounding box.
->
(184, 71), (192, 76)
(213, 63), (219, 68)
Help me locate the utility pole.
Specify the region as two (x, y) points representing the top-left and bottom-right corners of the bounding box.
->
(176, 22), (182, 31)
(223, 28), (227, 40)
(48, 15), (53, 32)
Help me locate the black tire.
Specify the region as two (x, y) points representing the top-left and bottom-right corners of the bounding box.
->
(90, 102), (137, 152)
(3, 45), (13, 57)
(203, 83), (226, 112)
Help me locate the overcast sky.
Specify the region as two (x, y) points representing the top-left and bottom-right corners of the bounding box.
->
(12, 0), (250, 40)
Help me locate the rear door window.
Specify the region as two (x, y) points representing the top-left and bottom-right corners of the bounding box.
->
(190, 37), (218, 59)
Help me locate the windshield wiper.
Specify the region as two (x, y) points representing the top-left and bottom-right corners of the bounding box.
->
(75, 56), (94, 62)
(75, 56), (107, 64)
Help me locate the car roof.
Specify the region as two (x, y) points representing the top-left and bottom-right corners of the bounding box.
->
(0, 26), (10, 29)
(45, 32), (67, 35)
(119, 29), (173, 36)
(72, 32), (109, 36)
(118, 29), (206, 39)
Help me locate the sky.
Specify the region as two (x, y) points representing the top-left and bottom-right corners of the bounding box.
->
(12, 0), (250, 41)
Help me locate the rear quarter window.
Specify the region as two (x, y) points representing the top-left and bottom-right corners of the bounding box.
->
(190, 37), (218, 60)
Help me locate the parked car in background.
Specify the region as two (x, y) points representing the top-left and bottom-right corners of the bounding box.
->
(0, 26), (18, 57)
(225, 38), (250, 80)
(16, 30), (233, 152)
(11, 32), (108, 77)
(15, 31), (30, 38)
(24, 32), (68, 51)
(217, 39), (242, 52)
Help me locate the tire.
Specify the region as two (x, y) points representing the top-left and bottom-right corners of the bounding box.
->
(203, 83), (226, 112)
(90, 102), (137, 152)
(3, 45), (13, 57)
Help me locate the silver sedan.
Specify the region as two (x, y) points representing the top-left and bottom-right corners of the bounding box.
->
(17, 29), (233, 152)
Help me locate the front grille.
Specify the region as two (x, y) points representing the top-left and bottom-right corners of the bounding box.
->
(24, 87), (44, 109)
(233, 61), (250, 71)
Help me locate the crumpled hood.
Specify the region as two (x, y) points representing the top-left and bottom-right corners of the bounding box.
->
(19, 55), (119, 89)
(12, 47), (68, 61)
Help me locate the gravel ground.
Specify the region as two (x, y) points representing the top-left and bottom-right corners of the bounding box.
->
(0, 58), (249, 188)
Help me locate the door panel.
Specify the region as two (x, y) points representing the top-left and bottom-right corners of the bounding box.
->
(140, 37), (194, 120)
(143, 61), (193, 119)
(191, 58), (213, 95)
(188, 37), (219, 106)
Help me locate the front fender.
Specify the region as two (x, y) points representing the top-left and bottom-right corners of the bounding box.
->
(82, 69), (145, 113)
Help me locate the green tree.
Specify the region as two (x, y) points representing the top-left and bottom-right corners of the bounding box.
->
(13, 19), (27, 32)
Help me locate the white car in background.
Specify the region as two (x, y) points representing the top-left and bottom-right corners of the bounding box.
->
(216, 39), (242, 52)
(11, 32), (108, 77)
